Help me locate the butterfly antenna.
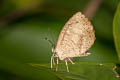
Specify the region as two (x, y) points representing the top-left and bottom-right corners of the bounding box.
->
(48, 28), (56, 46)
(44, 37), (55, 48)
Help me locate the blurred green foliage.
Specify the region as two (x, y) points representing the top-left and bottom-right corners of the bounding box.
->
(113, 2), (120, 62)
(0, 0), (120, 80)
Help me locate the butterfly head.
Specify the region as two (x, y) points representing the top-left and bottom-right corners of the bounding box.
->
(51, 45), (56, 54)
(45, 37), (56, 54)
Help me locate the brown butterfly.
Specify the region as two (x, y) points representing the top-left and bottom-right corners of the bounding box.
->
(48, 12), (95, 72)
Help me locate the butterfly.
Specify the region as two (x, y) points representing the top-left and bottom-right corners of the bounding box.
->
(46, 12), (95, 72)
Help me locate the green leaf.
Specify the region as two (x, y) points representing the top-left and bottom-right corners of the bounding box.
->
(31, 62), (120, 80)
(113, 2), (120, 62)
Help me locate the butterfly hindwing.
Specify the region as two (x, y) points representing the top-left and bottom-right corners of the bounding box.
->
(55, 12), (95, 60)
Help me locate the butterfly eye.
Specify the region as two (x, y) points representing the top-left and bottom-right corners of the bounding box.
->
(52, 48), (54, 53)
(52, 47), (56, 53)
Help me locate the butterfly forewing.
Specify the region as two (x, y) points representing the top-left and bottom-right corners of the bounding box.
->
(55, 12), (95, 60)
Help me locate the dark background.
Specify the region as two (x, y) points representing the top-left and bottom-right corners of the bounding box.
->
(0, 0), (120, 80)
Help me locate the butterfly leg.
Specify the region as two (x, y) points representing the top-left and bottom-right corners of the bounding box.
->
(56, 56), (59, 71)
(68, 58), (75, 64)
(65, 60), (69, 72)
(51, 55), (53, 69)
(52, 54), (56, 65)
(51, 53), (56, 69)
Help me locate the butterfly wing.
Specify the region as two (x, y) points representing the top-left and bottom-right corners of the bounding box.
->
(55, 12), (95, 60)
